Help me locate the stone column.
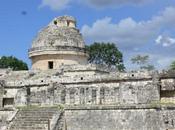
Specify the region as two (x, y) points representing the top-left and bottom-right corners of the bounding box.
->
(47, 83), (55, 105)
(96, 87), (101, 105)
(65, 89), (70, 105)
(79, 88), (85, 105)
(15, 87), (27, 106)
(75, 88), (80, 105)
(92, 88), (97, 104)
(85, 87), (92, 105)
(152, 71), (160, 101)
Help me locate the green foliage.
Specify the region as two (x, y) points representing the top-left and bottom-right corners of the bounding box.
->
(131, 55), (149, 65)
(131, 55), (155, 71)
(170, 61), (175, 70)
(140, 65), (155, 71)
(86, 42), (125, 71)
(0, 56), (28, 70)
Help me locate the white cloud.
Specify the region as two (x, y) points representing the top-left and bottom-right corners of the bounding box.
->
(81, 6), (175, 49)
(81, 17), (156, 48)
(157, 57), (174, 68)
(84, 0), (153, 8)
(81, 6), (175, 70)
(40, 0), (71, 10)
(39, 0), (154, 11)
(152, 54), (175, 69)
(156, 35), (175, 47)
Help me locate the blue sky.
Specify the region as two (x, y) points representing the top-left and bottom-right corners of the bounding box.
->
(0, 0), (175, 70)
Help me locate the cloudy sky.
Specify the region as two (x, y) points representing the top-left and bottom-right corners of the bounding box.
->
(0, 0), (175, 70)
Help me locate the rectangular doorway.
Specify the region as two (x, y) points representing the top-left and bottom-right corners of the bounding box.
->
(48, 61), (53, 69)
(3, 98), (14, 107)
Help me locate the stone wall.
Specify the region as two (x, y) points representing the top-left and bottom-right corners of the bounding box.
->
(1, 69), (175, 106)
(15, 87), (27, 106)
(160, 78), (175, 103)
(63, 80), (159, 105)
(31, 53), (88, 70)
(65, 106), (175, 130)
(0, 110), (15, 130)
(1, 69), (175, 130)
(19, 79), (160, 106)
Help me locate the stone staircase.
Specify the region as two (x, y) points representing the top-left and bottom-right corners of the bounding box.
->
(8, 107), (63, 130)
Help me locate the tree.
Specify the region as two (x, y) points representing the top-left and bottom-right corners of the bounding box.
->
(170, 61), (175, 70)
(86, 42), (125, 71)
(140, 65), (155, 71)
(0, 56), (28, 70)
(131, 55), (149, 66)
(131, 55), (155, 71)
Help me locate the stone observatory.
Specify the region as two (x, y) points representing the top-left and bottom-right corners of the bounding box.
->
(28, 16), (88, 70)
(0, 15), (175, 130)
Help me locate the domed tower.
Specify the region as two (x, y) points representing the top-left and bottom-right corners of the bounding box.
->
(28, 16), (88, 70)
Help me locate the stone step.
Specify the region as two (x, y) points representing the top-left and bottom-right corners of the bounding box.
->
(11, 123), (48, 128)
(20, 110), (58, 112)
(17, 111), (58, 114)
(10, 128), (45, 130)
(16, 114), (54, 118)
(11, 122), (49, 126)
(9, 129), (45, 130)
(15, 115), (53, 118)
(9, 126), (47, 130)
(12, 120), (49, 124)
(10, 125), (47, 128)
(17, 112), (57, 115)
(14, 118), (51, 122)
(20, 111), (58, 113)
(8, 107), (60, 130)
(20, 109), (58, 112)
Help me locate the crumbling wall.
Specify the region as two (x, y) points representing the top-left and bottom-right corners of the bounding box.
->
(28, 83), (66, 105)
(29, 86), (48, 105)
(63, 80), (159, 105)
(0, 110), (15, 130)
(15, 87), (27, 106)
(161, 78), (175, 103)
(23, 83), (65, 106)
(14, 78), (160, 106)
(2, 70), (175, 106)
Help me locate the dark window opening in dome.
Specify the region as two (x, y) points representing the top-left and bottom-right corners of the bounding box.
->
(67, 21), (70, 27)
(54, 20), (57, 25)
(48, 61), (53, 69)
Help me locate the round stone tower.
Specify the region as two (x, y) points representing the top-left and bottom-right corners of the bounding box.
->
(28, 16), (88, 70)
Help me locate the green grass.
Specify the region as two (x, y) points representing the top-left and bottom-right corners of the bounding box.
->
(150, 101), (175, 108)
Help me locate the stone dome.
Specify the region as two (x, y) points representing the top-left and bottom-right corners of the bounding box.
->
(28, 16), (88, 70)
(31, 16), (85, 49)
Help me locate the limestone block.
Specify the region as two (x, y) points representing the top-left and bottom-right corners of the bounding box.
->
(161, 79), (175, 91)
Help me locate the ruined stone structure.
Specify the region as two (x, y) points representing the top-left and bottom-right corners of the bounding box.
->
(29, 16), (88, 70)
(0, 16), (175, 130)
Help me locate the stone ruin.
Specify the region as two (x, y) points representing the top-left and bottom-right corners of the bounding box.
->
(0, 16), (175, 130)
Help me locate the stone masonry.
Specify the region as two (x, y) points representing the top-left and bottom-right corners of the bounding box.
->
(0, 16), (175, 130)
